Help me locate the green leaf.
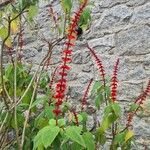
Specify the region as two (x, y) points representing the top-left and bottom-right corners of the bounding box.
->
(58, 119), (65, 127)
(45, 105), (55, 119)
(129, 103), (139, 112)
(111, 103), (121, 117)
(95, 93), (103, 110)
(34, 126), (60, 149)
(31, 96), (47, 108)
(49, 119), (56, 127)
(99, 113), (117, 134)
(0, 27), (12, 47)
(114, 132), (126, 144)
(73, 114), (83, 123)
(83, 132), (95, 150)
(61, 0), (72, 13)
(96, 131), (106, 145)
(11, 113), (25, 129)
(105, 86), (111, 98)
(80, 112), (88, 122)
(38, 118), (48, 129)
(0, 27), (8, 39)
(91, 81), (102, 93)
(28, 5), (38, 21)
(65, 126), (86, 148)
(71, 142), (83, 150)
(104, 105), (112, 116)
(125, 130), (134, 143)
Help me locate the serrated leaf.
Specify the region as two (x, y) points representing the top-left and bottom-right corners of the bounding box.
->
(83, 132), (95, 150)
(34, 126), (60, 149)
(65, 126), (86, 148)
(125, 130), (134, 142)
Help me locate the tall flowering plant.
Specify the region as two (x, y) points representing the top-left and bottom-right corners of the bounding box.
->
(53, 0), (88, 118)
(87, 45), (150, 149)
(1, 0), (150, 149)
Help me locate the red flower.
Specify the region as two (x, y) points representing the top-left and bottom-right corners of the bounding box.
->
(87, 44), (106, 87)
(127, 80), (150, 126)
(53, 109), (62, 116)
(135, 80), (150, 105)
(81, 79), (93, 111)
(63, 49), (72, 55)
(72, 110), (79, 126)
(53, 0), (88, 117)
(111, 58), (120, 102)
(49, 66), (58, 90)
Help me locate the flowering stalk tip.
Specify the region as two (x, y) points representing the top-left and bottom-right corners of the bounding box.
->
(111, 58), (120, 102)
(52, 0), (88, 117)
(81, 78), (93, 111)
(87, 44), (106, 87)
(127, 80), (150, 126)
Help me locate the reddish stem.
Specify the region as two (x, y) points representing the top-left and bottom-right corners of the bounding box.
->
(111, 58), (120, 102)
(81, 78), (93, 111)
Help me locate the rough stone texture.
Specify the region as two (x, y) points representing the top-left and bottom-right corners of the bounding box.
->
(22, 0), (150, 148)
(115, 25), (150, 55)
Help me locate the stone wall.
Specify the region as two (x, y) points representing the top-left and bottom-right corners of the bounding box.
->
(22, 0), (150, 148)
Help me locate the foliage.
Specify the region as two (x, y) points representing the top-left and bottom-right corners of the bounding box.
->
(0, 0), (149, 150)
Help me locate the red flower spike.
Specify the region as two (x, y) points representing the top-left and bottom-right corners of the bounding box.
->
(55, 100), (63, 106)
(49, 67), (58, 90)
(63, 50), (72, 55)
(56, 83), (66, 89)
(62, 57), (72, 62)
(135, 80), (150, 105)
(65, 42), (75, 47)
(60, 65), (71, 70)
(111, 58), (120, 102)
(59, 72), (67, 76)
(58, 78), (67, 83)
(67, 35), (76, 40)
(53, 0), (88, 118)
(81, 79), (93, 111)
(72, 110), (79, 126)
(53, 109), (62, 116)
(56, 89), (65, 94)
(54, 93), (65, 99)
(68, 29), (76, 34)
(87, 44), (106, 87)
(126, 80), (150, 126)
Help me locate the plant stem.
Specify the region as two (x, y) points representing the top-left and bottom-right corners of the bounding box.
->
(0, 16), (11, 109)
(14, 45), (21, 149)
(21, 44), (53, 147)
